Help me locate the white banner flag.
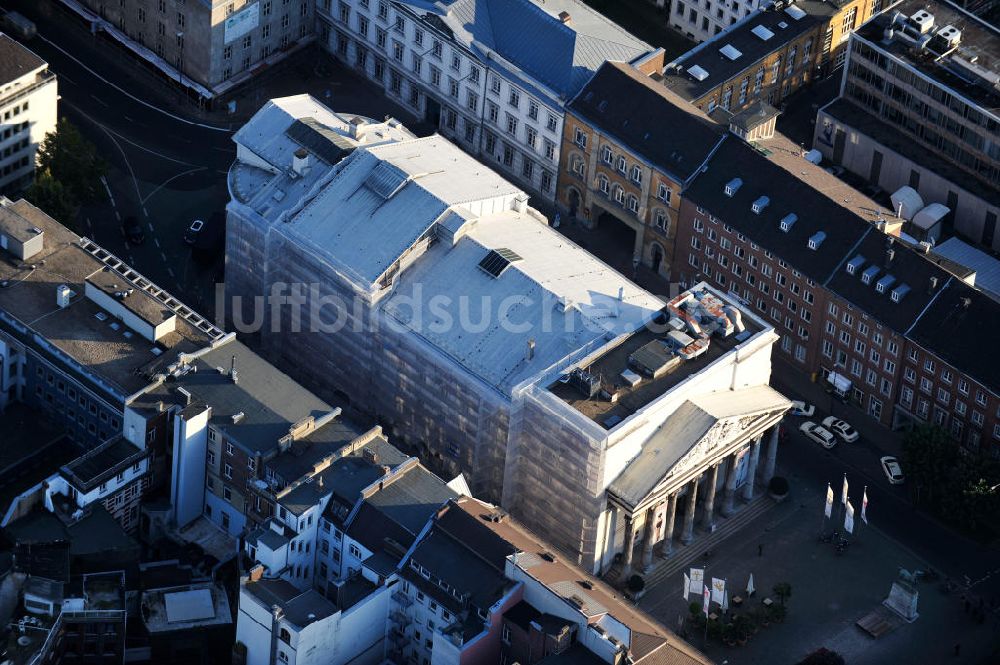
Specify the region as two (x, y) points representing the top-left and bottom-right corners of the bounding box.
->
(689, 567), (704, 595)
(683, 573), (690, 601)
(824, 483), (834, 518)
(841, 474), (849, 506)
(702, 584), (710, 616)
(746, 573), (755, 597)
(845, 500), (855, 534)
(861, 486), (869, 525)
(711, 577), (726, 605)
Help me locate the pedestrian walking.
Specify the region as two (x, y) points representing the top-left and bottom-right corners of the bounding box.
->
(758, 544), (763, 557)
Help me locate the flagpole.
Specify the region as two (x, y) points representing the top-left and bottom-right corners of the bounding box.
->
(820, 482), (827, 535)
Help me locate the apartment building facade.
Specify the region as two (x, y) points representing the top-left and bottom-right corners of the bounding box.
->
(558, 62), (725, 278)
(316, 0), (653, 199)
(660, 0), (881, 117)
(672, 128), (1000, 456)
(815, 0), (1000, 251)
(238, 494), (713, 665)
(0, 35), (57, 193)
(68, 0), (314, 98)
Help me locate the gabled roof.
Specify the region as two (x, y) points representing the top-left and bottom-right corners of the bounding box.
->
(686, 137), (871, 285)
(431, 0), (651, 100)
(609, 386), (790, 507)
(687, 133), (1000, 392)
(907, 280), (1000, 392)
(568, 62), (725, 183)
(660, 0), (835, 102)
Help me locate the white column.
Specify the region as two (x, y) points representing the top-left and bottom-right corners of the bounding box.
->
(622, 515), (637, 577)
(661, 494), (678, 557)
(742, 436), (762, 502)
(681, 475), (700, 544)
(701, 464), (720, 531)
(721, 452), (740, 516)
(762, 426), (779, 486)
(641, 505), (658, 572)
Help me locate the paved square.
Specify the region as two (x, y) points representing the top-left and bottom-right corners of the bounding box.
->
(636, 478), (999, 664)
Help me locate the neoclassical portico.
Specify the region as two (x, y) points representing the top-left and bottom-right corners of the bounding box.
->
(605, 385), (789, 577)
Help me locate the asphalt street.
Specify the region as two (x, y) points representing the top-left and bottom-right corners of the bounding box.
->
(7, 3), (999, 657)
(8, 0), (235, 314)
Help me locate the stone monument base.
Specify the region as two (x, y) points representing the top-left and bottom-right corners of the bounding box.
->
(883, 581), (919, 622)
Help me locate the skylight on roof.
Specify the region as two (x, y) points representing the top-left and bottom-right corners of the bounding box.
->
(478, 248), (522, 278)
(720, 44), (743, 61)
(752, 25), (774, 41)
(365, 162), (408, 200)
(785, 5), (807, 20)
(687, 65), (710, 81)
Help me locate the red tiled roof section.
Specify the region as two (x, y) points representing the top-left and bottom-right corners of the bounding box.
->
(454, 497), (713, 665)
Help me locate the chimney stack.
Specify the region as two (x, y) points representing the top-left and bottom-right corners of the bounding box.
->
(231, 355), (239, 384)
(558, 10), (572, 24)
(292, 148), (310, 176)
(526, 338), (536, 361)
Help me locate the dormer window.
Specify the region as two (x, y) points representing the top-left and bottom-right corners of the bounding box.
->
(890, 283), (911, 302)
(845, 255), (865, 275)
(875, 274), (896, 294)
(861, 265), (879, 284)
(724, 178), (742, 197)
(779, 213), (797, 232)
(751, 196), (769, 214)
(807, 231), (826, 250)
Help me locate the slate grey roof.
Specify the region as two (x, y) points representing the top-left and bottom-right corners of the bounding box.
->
(685, 136), (871, 285)
(568, 62), (725, 183)
(687, 133), (1000, 393)
(660, 0), (835, 102)
(428, 0), (651, 101)
(0, 33), (45, 86)
(275, 437), (410, 516)
(907, 280), (1000, 391)
(135, 339), (340, 455)
(367, 465), (458, 534)
(244, 578), (337, 627)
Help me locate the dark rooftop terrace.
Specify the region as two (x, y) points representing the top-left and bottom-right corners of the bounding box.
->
(61, 436), (148, 493)
(550, 287), (765, 428)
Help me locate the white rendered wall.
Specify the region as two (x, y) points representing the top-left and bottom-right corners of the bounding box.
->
(171, 408), (209, 527)
(236, 585), (276, 665)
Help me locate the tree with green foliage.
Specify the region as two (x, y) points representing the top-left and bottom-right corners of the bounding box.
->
(25, 171), (78, 228)
(35, 118), (107, 204)
(902, 424), (954, 506)
(903, 424), (1000, 532)
(773, 582), (792, 607)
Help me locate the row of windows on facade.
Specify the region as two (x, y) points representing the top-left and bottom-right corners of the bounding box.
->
(2, 100), (29, 122)
(340, 1), (560, 134)
(690, 218), (992, 407)
(684, 221), (997, 444)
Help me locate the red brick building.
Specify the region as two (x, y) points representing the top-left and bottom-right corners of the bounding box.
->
(672, 127), (999, 455)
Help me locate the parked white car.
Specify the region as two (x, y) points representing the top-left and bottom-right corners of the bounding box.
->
(789, 400), (815, 417)
(821, 416), (859, 443)
(800, 421), (837, 449)
(881, 456), (905, 485)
